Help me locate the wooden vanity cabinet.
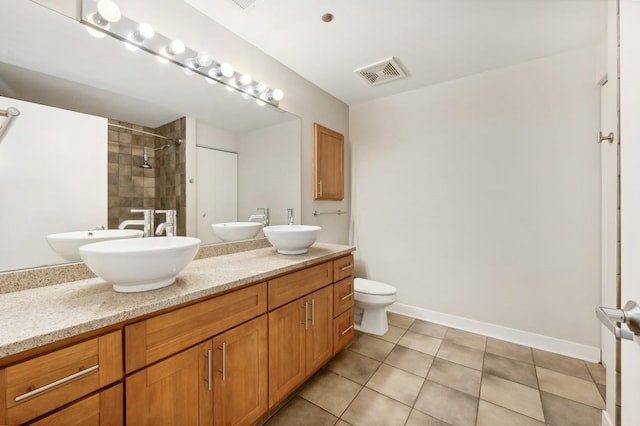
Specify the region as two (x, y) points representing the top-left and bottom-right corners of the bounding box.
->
(29, 384), (123, 426)
(126, 341), (213, 425)
(124, 283), (269, 426)
(213, 315), (267, 426)
(0, 331), (122, 426)
(332, 255), (355, 353)
(268, 286), (333, 408)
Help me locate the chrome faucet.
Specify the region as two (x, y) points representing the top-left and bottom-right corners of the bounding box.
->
(155, 209), (177, 236)
(119, 208), (155, 237)
(248, 207), (270, 226)
(287, 208), (294, 225)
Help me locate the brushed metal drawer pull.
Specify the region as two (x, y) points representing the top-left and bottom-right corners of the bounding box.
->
(311, 299), (315, 326)
(340, 264), (353, 271)
(15, 364), (99, 402)
(340, 292), (354, 301)
(206, 350), (212, 390)
(341, 325), (354, 335)
(219, 343), (227, 382)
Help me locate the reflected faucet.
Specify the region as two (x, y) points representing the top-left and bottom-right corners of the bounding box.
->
(155, 209), (177, 236)
(287, 208), (294, 225)
(248, 207), (270, 227)
(119, 208), (155, 237)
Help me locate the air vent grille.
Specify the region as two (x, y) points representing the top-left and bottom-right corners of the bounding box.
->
(231, 0), (261, 10)
(354, 57), (407, 86)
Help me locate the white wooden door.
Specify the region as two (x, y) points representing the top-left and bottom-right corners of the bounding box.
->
(196, 147), (238, 244)
(619, 1), (640, 424)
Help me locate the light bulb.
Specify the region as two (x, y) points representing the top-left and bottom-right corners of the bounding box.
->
(237, 74), (252, 86)
(97, 0), (121, 23)
(256, 98), (266, 106)
(205, 77), (217, 85)
(254, 82), (268, 95)
(195, 52), (213, 67)
(138, 22), (155, 39)
(157, 55), (169, 64)
(270, 89), (284, 101)
(183, 67), (195, 76)
(220, 62), (234, 78)
(166, 40), (185, 56)
(209, 62), (235, 78)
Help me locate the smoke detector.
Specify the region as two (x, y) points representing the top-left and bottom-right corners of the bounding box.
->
(354, 57), (407, 86)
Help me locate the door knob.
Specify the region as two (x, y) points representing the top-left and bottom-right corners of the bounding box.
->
(596, 300), (640, 341)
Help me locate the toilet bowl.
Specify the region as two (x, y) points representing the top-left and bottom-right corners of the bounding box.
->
(354, 278), (397, 335)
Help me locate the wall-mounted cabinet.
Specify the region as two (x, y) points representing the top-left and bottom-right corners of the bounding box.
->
(313, 123), (344, 200)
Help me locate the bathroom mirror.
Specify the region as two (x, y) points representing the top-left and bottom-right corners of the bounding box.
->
(0, 1), (301, 272)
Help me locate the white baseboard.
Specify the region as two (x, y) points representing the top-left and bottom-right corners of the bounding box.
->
(388, 302), (601, 363)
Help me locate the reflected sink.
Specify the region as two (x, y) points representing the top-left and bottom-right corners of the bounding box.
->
(212, 222), (263, 242)
(263, 225), (321, 255)
(79, 236), (201, 292)
(46, 229), (143, 262)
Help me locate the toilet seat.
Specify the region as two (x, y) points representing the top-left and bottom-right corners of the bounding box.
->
(355, 278), (396, 296)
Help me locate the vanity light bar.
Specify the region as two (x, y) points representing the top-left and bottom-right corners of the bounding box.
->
(80, 0), (283, 107)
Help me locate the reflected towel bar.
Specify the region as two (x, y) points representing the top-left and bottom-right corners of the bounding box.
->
(313, 210), (348, 216)
(0, 106), (21, 144)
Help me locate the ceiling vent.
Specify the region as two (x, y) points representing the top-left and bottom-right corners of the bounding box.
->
(354, 57), (407, 86)
(231, 0), (262, 10)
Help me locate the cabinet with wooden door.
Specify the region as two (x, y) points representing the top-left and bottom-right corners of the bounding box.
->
(268, 285), (333, 408)
(333, 255), (356, 353)
(313, 123), (345, 200)
(0, 331), (123, 426)
(124, 283), (268, 426)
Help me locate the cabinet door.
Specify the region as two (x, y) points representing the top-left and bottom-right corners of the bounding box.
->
(313, 123), (344, 200)
(213, 315), (267, 426)
(268, 299), (306, 408)
(126, 341), (213, 426)
(305, 286), (334, 374)
(29, 384), (122, 426)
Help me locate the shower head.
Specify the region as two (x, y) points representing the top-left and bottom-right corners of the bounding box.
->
(140, 151), (152, 169)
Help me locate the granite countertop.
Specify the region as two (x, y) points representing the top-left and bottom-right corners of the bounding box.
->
(0, 243), (355, 358)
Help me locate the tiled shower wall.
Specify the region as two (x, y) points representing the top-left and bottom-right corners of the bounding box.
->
(107, 118), (186, 235)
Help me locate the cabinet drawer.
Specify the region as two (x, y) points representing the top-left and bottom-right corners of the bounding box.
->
(3, 331), (122, 425)
(268, 262), (332, 309)
(333, 276), (354, 318)
(333, 255), (354, 282)
(30, 383), (123, 426)
(125, 283), (266, 373)
(333, 308), (354, 354)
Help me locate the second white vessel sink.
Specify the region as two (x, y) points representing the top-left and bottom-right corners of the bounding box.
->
(211, 222), (263, 242)
(79, 236), (201, 292)
(46, 229), (143, 262)
(263, 225), (321, 255)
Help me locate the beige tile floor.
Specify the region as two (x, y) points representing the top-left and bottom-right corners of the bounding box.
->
(262, 312), (606, 426)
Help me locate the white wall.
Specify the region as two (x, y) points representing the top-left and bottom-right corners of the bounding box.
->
(0, 96), (107, 270)
(350, 46), (602, 353)
(238, 119), (301, 226)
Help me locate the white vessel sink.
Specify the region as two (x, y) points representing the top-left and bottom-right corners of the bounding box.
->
(79, 236), (201, 292)
(46, 229), (143, 262)
(211, 222), (263, 242)
(263, 225), (321, 255)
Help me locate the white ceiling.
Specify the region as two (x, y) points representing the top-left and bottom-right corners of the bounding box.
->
(185, 0), (607, 105)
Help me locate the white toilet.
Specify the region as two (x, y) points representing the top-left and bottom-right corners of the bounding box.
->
(354, 278), (397, 335)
